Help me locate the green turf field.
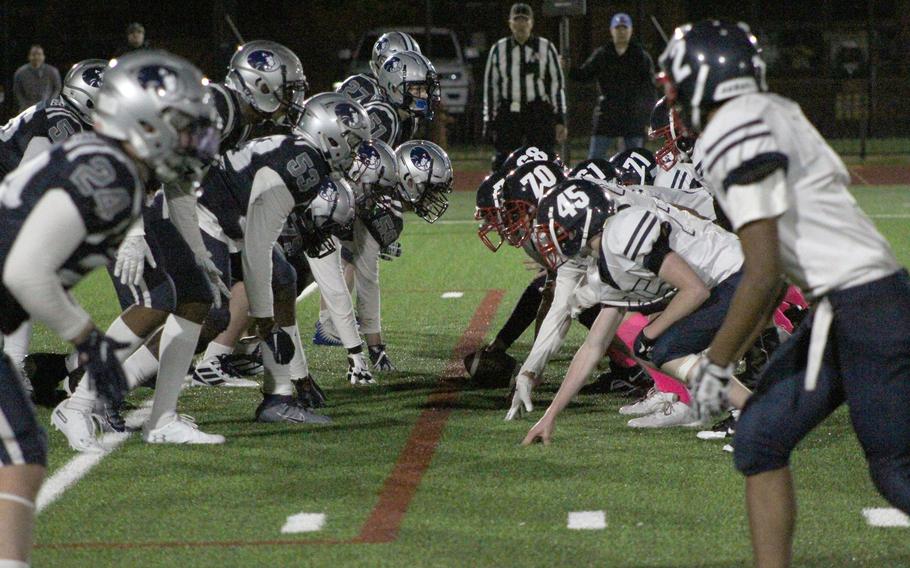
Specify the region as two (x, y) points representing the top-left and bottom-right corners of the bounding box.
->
(29, 184), (910, 567)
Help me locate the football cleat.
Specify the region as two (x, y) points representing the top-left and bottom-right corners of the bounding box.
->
(618, 388), (677, 416)
(463, 346), (516, 388)
(143, 414), (225, 444)
(94, 400), (126, 433)
(293, 375), (327, 408)
(368, 344), (397, 372)
(347, 353), (375, 385)
(51, 402), (104, 453)
(312, 321), (343, 347)
(254, 394), (332, 424)
(696, 409), (739, 440)
(627, 401), (707, 429)
(188, 355), (259, 388)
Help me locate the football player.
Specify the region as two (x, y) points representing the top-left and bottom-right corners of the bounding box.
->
(365, 51), (440, 147)
(0, 50), (216, 566)
(0, 59), (107, 376)
(521, 177), (753, 442)
(661, 21), (910, 566)
(337, 31), (421, 104)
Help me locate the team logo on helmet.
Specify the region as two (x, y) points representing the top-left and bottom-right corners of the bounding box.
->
(82, 66), (104, 87)
(410, 147), (433, 172)
(137, 65), (180, 95)
(374, 37), (390, 55)
(383, 56), (403, 73)
(317, 180), (339, 203)
(247, 50), (279, 72)
(334, 102), (363, 128)
(360, 145), (381, 169)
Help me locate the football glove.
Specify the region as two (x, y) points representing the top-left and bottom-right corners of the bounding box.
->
(368, 344), (397, 372)
(379, 242), (402, 262)
(293, 374), (327, 408)
(633, 329), (656, 362)
(75, 328), (129, 407)
(113, 235), (156, 286)
(691, 357), (734, 419)
(264, 327), (295, 365)
(347, 353), (375, 385)
(194, 252), (231, 309)
(505, 373), (534, 421)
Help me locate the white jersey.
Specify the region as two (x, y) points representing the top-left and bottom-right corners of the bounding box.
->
(590, 202), (743, 308)
(695, 93), (900, 298)
(651, 160), (716, 220)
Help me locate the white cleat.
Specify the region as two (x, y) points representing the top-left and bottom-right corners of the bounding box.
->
(187, 355), (259, 388)
(51, 401), (104, 453)
(619, 387), (677, 416)
(627, 401), (707, 429)
(143, 414), (225, 445)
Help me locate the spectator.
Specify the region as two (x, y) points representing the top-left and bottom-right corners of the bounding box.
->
(483, 2), (566, 171)
(567, 12), (655, 159)
(12, 45), (61, 112)
(119, 22), (150, 55)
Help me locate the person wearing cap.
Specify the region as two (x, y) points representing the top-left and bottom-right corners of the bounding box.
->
(566, 12), (655, 159)
(118, 22), (150, 55)
(483, 2), (567, 171)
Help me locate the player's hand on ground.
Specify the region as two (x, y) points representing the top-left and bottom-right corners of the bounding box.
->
(505, 373), (534, 420)
(522, 416), (554, 446)
(114, 235), (155, 286)
(691, 357), (733, 419)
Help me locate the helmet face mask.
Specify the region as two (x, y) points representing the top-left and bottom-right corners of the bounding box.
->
(474, 172), (506, 252)
(533, 179), (616, 270)
(395, 140), (453, 223)
(501, 161), (566, 246)
(380, 51), (440, 120)
(292, 177), (355, 258)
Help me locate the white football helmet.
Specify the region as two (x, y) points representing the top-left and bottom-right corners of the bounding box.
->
(61, 59), (107, 125)
(377, 50), (440, 119)
(293, 92), (371, 173)
(226, 40), (307, 124)
(293, 176), (356, 258)
(370, 32), (421, 77)
(395, 140), (453, 223)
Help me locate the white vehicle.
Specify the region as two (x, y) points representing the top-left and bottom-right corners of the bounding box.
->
(338, 27), (476, 114)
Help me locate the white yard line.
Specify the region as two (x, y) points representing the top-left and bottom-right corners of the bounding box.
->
(862, 507), (910, 527)
(567, 510), (607, 530)
(435, 219), (477, 225)
(441, 291), (464, 299)
(869, 214), (910, 219)
(281, 512), (326, 533)
(37, 400), (153, 514)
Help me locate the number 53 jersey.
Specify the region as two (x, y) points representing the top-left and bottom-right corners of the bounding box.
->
(591, 201), (744, 308)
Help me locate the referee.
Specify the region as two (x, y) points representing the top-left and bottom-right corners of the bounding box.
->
(483, 3), (567, 171)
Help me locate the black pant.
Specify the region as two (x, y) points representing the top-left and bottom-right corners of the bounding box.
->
(492, 100), (557, 171)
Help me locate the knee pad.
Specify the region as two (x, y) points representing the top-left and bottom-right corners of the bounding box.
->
(867, 454), (910, 513)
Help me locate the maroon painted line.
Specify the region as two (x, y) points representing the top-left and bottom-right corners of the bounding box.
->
(36, 289), (505, 551)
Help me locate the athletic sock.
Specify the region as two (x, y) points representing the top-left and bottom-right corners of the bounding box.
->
(2, 321), (32, 370)
(148, 315), (202, 430)
(202, 341), (233, 361)
(287, 325), (309, 378)
(262, 336), (293, 396)
(104, 315), (146, 361)
(122, 345), (160, 389)
(66, 317), (146, 412)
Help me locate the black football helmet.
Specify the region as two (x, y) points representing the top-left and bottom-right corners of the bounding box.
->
(500, 161), (566, 247)
(649, 96), (696, 171)
(500, 145), (563, 176)
(474, 171), (507, 252)
(610, 147), (658, 185)
(657, 20), (766, 132)
(534, 178), (617, 270)
(569, 158), (622, 182)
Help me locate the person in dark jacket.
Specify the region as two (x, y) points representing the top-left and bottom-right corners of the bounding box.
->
(567, 12), (655, 159)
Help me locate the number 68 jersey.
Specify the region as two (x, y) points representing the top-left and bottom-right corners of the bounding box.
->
(590, 201), (744, 309)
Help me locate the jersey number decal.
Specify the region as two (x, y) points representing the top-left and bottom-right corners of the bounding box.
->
(286, 152), (320, 194)
(576, 162), (606, 180)
(556, 185), (590, 218)
(668, 39), (692, 83)
(515, 147), (548, 167)
(622, 152), (651, 181)
(70, 156), (116, 197)
(519, 164), (559, 198)
(48, 119), (77, 143)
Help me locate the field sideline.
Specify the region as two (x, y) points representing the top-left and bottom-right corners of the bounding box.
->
(27, 184), (910, 567)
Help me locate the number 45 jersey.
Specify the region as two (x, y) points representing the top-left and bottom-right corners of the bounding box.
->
(0, 133), (144, 334)
(197, 134), (331, 241)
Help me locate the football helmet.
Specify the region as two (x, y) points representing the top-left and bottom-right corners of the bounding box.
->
(93, 50), (220, 183)
(474, 171), (507, 252)
(534, 179), (616, 270)
(569, 158), (621, 182)
(292, 176), (356, 258)
(293, 93), (371, 172)
(649, 96), (696, 171)
(370, 32), (422, 77)
(348, 139), (398, 202)
(377, 51), (440, 120)
(609, 147), (658, 185)
(500, 161), (566, 247)
(500, 145), (563, 176)
(395, 140), (453, 223)
(226, 40), (308, 124)
(657, 20), (766, 132)
(61, 59), (107, 126)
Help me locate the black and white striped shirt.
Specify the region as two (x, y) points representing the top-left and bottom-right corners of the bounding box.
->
(483, 35), (566, 123)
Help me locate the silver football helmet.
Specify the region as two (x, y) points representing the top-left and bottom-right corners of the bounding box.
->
(93, 50), (220, 183)
(370, 32), (421, 77)
(377, 50), (440, 119)
(348, 139), (398, 203)
(61, 59), (107, 126)
(395, 140), (453, 223)
(293, 92), (371, 173)
(225, 40), (307, 124)
(293, 176), (356, 258)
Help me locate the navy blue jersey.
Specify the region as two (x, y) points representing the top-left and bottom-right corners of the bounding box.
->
(198, 135), (330, 240)
(337, 72), (381, 104)
(0, 133), (144, 333)
(0, 97), (87, 179)
(364, 101), (417, 147)
(208, 83), (253, 153)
